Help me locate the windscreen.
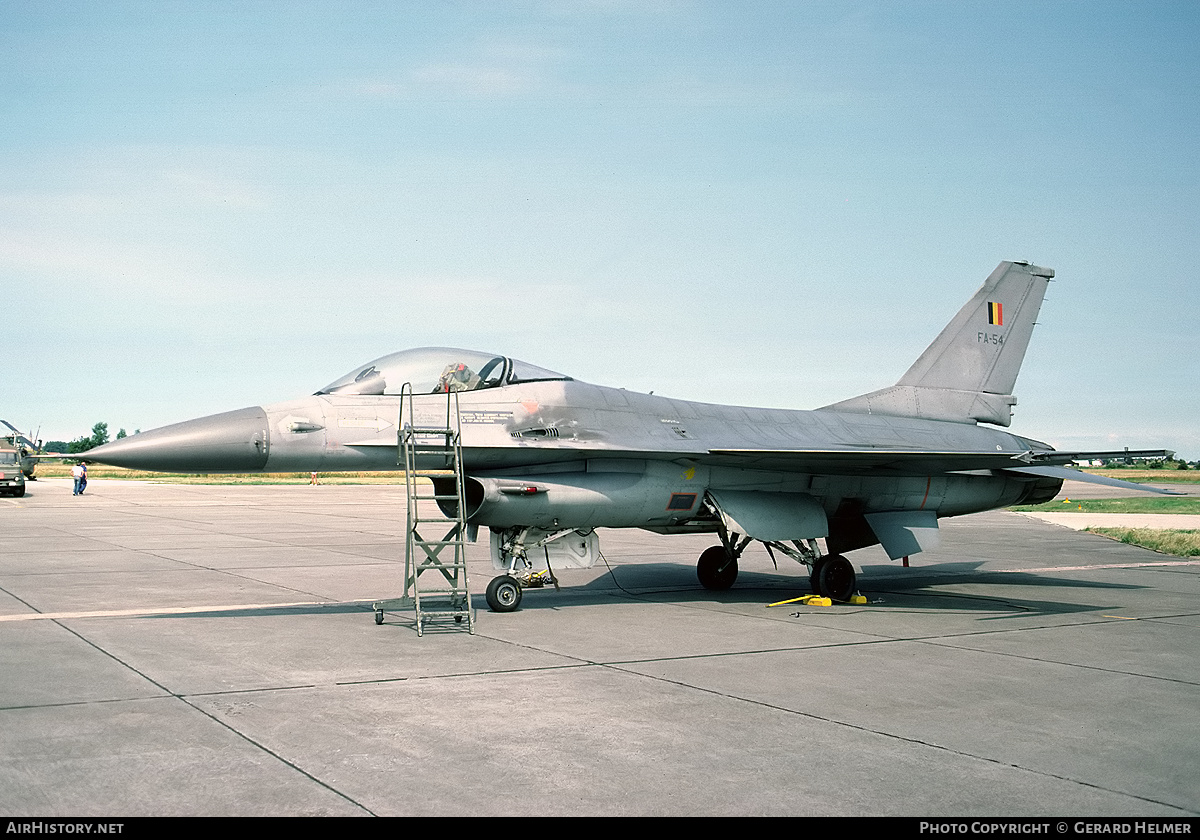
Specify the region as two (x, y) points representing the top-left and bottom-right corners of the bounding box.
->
(317, 347), (570, 395)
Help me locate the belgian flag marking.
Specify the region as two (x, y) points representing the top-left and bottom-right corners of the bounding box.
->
(987, 301), (1003, 326)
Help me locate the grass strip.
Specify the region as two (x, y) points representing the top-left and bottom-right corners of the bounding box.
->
(1078, 469), (1200, 484)
(1010, 496), (1200, 514)
(1086, 527), (1200, 557)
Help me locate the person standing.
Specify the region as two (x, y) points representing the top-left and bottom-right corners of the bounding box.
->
(71, 462), (86, 496)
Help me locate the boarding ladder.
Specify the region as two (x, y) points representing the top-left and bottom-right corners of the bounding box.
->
(372, 384), (474, 635)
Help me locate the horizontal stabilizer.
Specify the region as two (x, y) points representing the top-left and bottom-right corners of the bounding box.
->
(1004, 465), (1185, 495)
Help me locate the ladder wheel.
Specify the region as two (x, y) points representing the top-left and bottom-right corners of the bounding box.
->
(486, 575), (523, 612)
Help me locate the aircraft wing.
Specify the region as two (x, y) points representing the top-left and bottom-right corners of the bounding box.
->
(704, 447), (1055, 474)
(704, 449), (1184, 494)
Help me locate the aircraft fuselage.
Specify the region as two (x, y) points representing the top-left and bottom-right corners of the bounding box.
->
(97, 379), (1058, 547)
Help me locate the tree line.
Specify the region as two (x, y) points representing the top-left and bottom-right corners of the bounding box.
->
(44, 422), (135, 454)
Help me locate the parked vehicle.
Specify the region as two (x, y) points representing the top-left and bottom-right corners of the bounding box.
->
(0, 447), (26, 496)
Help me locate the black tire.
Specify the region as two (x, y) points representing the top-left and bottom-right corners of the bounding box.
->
(14, 486), (24, 497)
(809, 556), (829, 595)
(697, 545), (738, 591)
(374, 610), (384, 625)
(817, 554), (856, 602)
(486, 575), (523, 612)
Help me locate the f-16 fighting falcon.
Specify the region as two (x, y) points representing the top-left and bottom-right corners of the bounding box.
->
(85, 261), (1173, 613)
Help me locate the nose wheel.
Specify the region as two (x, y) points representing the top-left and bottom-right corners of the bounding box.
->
(485, 575), (523, 612)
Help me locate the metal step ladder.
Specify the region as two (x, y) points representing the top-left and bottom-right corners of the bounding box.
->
(373, 384), (474, 635)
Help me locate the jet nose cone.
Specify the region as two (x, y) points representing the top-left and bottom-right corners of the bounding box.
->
(86, 407), (270, 472)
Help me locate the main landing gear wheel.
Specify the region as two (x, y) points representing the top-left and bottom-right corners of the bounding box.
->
(697, 545), (738, 591)
(486, 575), (523, 612)
(809, 555), (828, 595)
(815, 554), (856, 602)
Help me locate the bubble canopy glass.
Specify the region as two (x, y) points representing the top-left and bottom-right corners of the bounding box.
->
(317, 347), (572, 396)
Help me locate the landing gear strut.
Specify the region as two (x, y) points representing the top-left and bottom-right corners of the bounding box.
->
(694, 496), (859, 601)
(693, 532), (858, 602)
(486, 526), (584, 612)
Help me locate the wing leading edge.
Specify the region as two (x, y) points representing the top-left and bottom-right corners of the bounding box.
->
(705, 447), (1053, 474)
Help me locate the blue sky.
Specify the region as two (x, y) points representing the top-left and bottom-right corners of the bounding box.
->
(3, 1), (1198, 458)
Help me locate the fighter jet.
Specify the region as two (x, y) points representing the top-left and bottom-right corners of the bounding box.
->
(85, 261), (1173, 609)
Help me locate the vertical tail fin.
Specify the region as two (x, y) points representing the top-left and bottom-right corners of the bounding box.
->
(821, 261), (1054, 427)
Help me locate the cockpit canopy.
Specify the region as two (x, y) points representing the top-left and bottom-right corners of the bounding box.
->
(317, 347), (573, 396)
